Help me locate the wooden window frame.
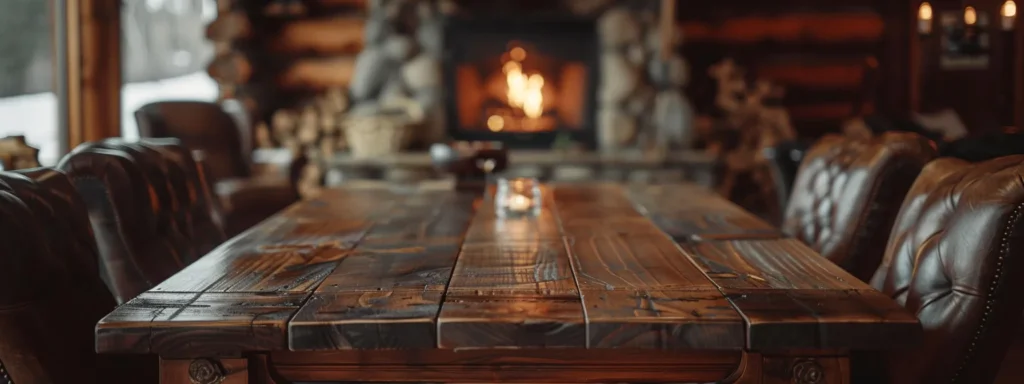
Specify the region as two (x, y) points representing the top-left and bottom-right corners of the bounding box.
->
(62, 0), (121, 152)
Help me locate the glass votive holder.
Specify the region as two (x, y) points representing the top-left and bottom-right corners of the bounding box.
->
(495, 177), (541, 218)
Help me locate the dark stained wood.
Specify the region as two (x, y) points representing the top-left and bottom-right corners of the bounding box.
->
(289, 192), (475, 350)
(270, 349), (741, 383)
(94, 183), (920, 384)
(96, 189), (378, 355)
(626, 184), (783, 241)
(160, 358), (248, 384)
(553, 185), (746, 350)
(681, 12), (884, 43)
(681, 239), (922, 350)
(437, 187), (586, 349)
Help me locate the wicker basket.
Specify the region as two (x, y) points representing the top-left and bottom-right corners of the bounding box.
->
(343, 113), (415, 158)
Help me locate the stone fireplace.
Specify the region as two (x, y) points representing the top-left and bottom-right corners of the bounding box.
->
(443, 17), (598, 149)
(348, 0), (695, 152)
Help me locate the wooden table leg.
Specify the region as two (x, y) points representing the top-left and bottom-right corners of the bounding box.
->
(726, 352), (851, 383)
(160, 357), (249, 384)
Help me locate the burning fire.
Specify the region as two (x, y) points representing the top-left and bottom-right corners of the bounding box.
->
(488, 47), (544, 132)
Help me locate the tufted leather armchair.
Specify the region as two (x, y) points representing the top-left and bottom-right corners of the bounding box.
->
(0, 169), (154, 383)
(864, 156), (1024, 383)
(782, 132), (936, 281)
(141, 138), (227, 256)
(58, 146), (186, 303)
(135, 100), (300, 237)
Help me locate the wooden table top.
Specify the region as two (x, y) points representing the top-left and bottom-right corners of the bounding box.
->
(96, 183), (920, 357)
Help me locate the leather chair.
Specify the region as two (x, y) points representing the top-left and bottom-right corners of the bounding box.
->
(865, 155), (1024, 383)
(782, 132), (936, 281)
(87, 140), (199, 263)
(58, 146), (185, 303)
(141, 138), (227, 256)
(135, 100), (300, 236)
(0, 170), (154, 383)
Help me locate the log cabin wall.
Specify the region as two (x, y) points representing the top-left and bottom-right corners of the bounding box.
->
(206, 0), (366, 150)
(206, 0), (919, 150)
(915, 0), (1023, 133)
(680, 0), (914, 139)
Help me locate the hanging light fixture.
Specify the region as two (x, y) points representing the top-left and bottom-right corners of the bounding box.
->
(1002, 0), (1017, 30)
(965, 6), (978, 26)
(919, 2), (934, 34)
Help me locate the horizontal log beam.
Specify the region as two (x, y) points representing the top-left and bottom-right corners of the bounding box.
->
(268, 16), (364, 55)
(207, 53), (356, 91)
(682, 13), (884, 43)
(278, 57), (357, 90)
(756, 60), (872, 89)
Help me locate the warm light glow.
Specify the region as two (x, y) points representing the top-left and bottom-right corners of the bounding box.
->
(506, 194), (532, 212)
(502, 47), (544, 120)
(1004, 0), (1017, 17)
(510, 47), (527, 61)
(919, 2), (933, 20)
(487, 115), (504, 132)
(965, 6), (978, 25)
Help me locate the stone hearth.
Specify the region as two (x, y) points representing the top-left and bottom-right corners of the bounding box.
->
(348, 0), (696, 152)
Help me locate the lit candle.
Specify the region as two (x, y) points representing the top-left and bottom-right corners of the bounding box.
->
(495, 177), (541, 218)
(506, 194), (532, 212)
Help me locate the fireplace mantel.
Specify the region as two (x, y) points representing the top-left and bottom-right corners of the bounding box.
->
(320, 149), (720, 187)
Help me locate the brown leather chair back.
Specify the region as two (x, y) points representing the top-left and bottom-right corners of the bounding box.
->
(0, 170), (115, 307)
(135, 101), (251, 184)
(782, 132), (936, 281)
(0, 170), (153, 383)
(142, 138), (227, 256)
(89, 141), (197, 263)
(58, 146), (185, 303)
(869, 156), (1024, 383)
(0, 187), (98, 383)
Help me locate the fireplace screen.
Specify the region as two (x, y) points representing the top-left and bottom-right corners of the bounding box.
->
(443, 18), (597, 148)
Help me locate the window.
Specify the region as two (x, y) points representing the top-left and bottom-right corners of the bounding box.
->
(121, 0), (219, 140)
(0, 0), (62, 165)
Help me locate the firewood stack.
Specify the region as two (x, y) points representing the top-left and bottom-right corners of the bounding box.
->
(205, 0), (366, 144)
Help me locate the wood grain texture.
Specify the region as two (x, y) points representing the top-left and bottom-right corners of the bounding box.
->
(271, 349), (741, 383)
(95, 183), (919, 362)
(96, 189), (379, 356)
(438, 188), (586, 349)
(627, 184), (782, 241)
(289, 191), (476, 350)
(553, 185), (746, 350)
(680, 238), (922, 350)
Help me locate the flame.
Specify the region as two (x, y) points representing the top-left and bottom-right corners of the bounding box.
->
(1004, 1), (1017, 18)
(503, 48), (544, 120)
(965, 6), (977, 25)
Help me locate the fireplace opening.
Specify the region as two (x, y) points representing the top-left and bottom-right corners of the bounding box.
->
(443, 18), (598, 149)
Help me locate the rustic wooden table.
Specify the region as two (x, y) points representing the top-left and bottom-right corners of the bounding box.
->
(96, 183), (920, 384)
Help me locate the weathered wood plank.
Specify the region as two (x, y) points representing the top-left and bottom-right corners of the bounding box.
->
(290, 290), (445, 349)
(582, 289), (745, 350)
(447, 241), (578, 296)
(437, 190), (586, 349)
(683, 239), (869, 291)
(552, 185), (746, 350)
(270, 349), (742, 383)
(627, 184), (782, 241)
(96, 189), (385, 355)
(566, 235), (714, 291)
(680, 239), (921, 350)
(289, 193), (476, 350)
